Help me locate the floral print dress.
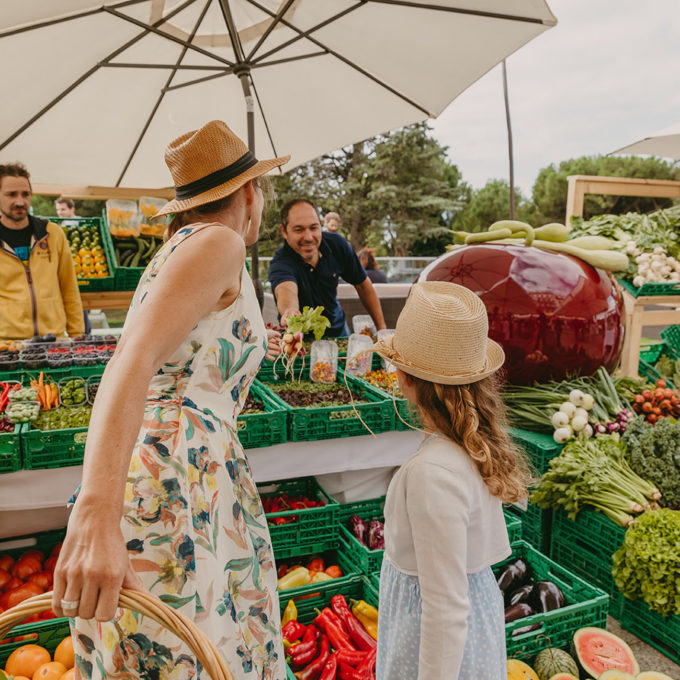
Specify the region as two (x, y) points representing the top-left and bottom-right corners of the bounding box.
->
(72, 224), (285, 680)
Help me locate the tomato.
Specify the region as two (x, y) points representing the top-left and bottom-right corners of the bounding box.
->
(0, 568), (11, 590)
(44, 555), (58, 572)
(5, 576), (23, 591)
(19, 550), (44, 563)
(11, 556), (42, 580)
(28, 571), (53, 590)
(0, 555), (14, 571)
(38, 609), (57, 620)
(0, 582), (43, 609)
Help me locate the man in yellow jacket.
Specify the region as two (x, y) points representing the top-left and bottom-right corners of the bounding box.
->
(0, 163), (84, 340)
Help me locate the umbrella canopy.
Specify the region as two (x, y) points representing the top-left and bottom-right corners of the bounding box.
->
(0, 0), (556, 187)
(612, 120), (680, 160)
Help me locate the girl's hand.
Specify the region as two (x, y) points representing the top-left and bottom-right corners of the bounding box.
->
(52, 509), (145, 621)
(266, 329), (282, 361)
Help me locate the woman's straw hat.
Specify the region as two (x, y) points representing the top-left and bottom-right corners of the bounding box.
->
(155, 120), (290, 217)
(374, 281), (505, 385)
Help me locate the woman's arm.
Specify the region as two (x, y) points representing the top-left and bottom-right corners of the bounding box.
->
(52, 225), (246, 621)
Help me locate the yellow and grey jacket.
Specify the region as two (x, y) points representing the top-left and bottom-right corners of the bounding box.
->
(0, 216), (84, 340)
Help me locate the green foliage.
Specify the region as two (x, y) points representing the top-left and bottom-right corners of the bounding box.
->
(532, 155), (680, 225)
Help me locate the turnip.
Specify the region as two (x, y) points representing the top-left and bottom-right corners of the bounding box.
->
(553, 426), (573, 444)
(559, 402), (576, 418)
(569, 389), (585, 406)
(551, 411), (570, 428)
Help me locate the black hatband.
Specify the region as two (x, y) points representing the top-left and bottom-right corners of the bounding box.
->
(174, 151), (258, 200)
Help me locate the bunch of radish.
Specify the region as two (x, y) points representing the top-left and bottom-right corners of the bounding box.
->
(277, 331), (306, 379)
(551, 389), (595, 444)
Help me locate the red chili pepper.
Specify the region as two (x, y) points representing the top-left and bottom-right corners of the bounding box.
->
(338, 662), (364, 680)
(289, 639), (319, 670)
(331, 595), (376, 651)
(355, 647), (376, 679)
(317, 606), (349, 634)
(294, 634), (330, 680)
(314, 609), (356, 651)
(319, 652), (338, 680)
(282, 620), (307, 643)
(335, 649), (368, 668)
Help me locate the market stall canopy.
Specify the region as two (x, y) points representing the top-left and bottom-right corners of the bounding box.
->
(0, 0), (556, 188)
(612, 121), (680, 161)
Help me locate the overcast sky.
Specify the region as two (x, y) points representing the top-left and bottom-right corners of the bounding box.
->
(429, 0), (680, 197)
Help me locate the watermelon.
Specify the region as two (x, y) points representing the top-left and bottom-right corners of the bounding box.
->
(599, 672), (637, 680)
(547, 675), (578, 680)
(636, 674), (676, 680)
(534, 648), (579, 680)
(572, 627), (639, 678)
(507, 659), (540, 680)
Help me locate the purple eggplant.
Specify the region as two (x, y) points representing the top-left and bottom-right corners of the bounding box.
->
(348, 515), (368, 545)
(528, 581), (565, 613)
(496, 558), (531, 594)
(504, 602), (534, 623)
(367, 519), (385, 550)
(506, 584), (533, 608)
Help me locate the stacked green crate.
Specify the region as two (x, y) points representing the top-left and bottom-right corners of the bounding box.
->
(336, 497), (385, 575)
(0, 423), (22, 473)
(236, 380), (287, 449)
(619, 599), (680, 666)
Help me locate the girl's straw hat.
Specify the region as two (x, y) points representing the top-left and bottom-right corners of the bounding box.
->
(374, 281), (505, 385)
(156, 120), (289, 217)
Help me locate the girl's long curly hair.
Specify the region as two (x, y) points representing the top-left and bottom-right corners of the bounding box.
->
(410, 372), (532, 503)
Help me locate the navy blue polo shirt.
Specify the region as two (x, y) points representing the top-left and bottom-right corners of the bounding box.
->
(268, 232), (367, 336)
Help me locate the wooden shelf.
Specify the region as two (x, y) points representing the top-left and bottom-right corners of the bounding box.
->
(80, 290), (134, 310)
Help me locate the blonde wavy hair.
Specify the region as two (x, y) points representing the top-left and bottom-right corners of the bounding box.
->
(409, 372), (532, 503)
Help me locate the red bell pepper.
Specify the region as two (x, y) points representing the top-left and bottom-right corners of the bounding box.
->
(314, 609), (356, 651)
(308, 557), (325, 572)
(282, 620), (307, 643)
(331, 595), (377, 651)
(294, 634), (330, 680)
(319, 652), (338, 680)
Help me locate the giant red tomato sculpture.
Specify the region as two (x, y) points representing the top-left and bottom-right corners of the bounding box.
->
(419, 243), (624, 384)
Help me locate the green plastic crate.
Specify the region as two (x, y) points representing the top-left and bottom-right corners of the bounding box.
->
(617, 277), (680, 298)
(21, 421), (88, 469)
(0, 617), (72, 666)
(335, 497), (385, 575)
(278, 576), (377, 680)
(503, 507), (522, 545)
(42, 216), (116, 292)
(619, 598), (680, 665)
(258, 477), (338, 558)
(498, 540), (608, 658)
(0, 527), (66, 561)
(260, 368), (394, 441)
(0, 424), (22, 474)
(506, 501), (552, 553)
(236, 380), (287, 450)
(508, 427), (563, 475)
(550, 510), (626, 619)
(351, 374), (420, 431)
(638, 359), (675, 388)
(660, 324), (680, 360)
(0, 362), (107, 385)
(639, 341), (665, 364)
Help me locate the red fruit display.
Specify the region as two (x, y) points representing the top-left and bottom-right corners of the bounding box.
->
(420, 244), (624, 384)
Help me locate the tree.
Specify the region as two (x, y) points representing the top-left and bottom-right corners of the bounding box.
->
(532, 155), (680, 224)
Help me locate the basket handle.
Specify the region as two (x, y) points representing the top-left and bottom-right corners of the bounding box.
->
(0, 590), (234, 680)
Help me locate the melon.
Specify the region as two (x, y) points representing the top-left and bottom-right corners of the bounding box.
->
(508, 659), (540, 680)
(548, 675), (579, 680)
(534, 648), (579, 680)
(599, 672), (637, 680)
(637, 674), (676, 680)
(572, 627), (639, 678)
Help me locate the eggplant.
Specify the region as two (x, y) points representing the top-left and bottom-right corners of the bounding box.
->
(496, 558), (531, 594)
(504, 602), (534, 624)
(528, 581), (565, 613)
(348, 515), (368, 545)
(506, 584), (533, 608)
(367, 519), (385, 550)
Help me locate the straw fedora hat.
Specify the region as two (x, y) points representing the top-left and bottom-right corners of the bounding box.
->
(374, 281), (505, 385)
(155, 120), (290, 217)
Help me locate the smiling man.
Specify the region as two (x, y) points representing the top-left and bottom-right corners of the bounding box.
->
(268, 198), (386, 336)
(0, 163), (84, 340)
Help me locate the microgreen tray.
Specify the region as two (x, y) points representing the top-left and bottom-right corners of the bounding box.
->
(236, 380), (287, 450)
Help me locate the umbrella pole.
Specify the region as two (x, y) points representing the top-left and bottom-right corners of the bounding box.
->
(502, 60), (516, 220)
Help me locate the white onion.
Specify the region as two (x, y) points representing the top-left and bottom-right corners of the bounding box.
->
(571, 415), (588, 432)
(569, 389), (585, 406)
(553, 427), (573, 444)
(581, 394), (595, 410)
(560, 402), (576, 418)
(552, 411), (570, 428)
(574, 407), (589, 421)
(584, 424), (594, 437)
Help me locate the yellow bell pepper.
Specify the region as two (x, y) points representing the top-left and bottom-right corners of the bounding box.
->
(277, 566), (311, 590)
(281, 599), (297, 626)
(310, 571), (333, 583)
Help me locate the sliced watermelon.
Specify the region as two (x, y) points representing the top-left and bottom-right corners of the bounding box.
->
(534, 648), (579, 680)
(547, 675), (578, 680)
(572, 627), (639, 678)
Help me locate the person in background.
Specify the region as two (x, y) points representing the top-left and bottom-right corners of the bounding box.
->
(358, 247), (388, 284)
(373, 281), (530, 680)
(55, 197), (79, 219)
(0, 163), (84, 340)
(324, 211), (340, 232)
(269, 198), (386, 336)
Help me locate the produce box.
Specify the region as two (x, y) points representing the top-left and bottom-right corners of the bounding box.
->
(0, 527), (66, 561)
(0, 424), (22, 474)
(508, 427), (563, 475)
(638, 340), (665, 364)
(46, 216), (116, 292)
(0, 360), (107, 385)
(503, 508), (522, 544)
(660, 324), (680, 359)
(278, 576), (378, 680)
(498, 540), (608, 658)
(21, 416), (89, 470)
(549, 509), (626, 619)
(259, 368), (394, 441)
(236, 380), (287, 449)
(506, 501), (552, 553)
(336, 497), (385, 575)
(353, 369), (420, 431)
(0, 617), (71, 666)
(617, 277), (680, 298)
(258, 477), (338, 558)
(619, 597), (680, 665)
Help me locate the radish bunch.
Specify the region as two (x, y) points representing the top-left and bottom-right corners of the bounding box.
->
(278, 331), (306, 379)
(551, 389), (595, 444)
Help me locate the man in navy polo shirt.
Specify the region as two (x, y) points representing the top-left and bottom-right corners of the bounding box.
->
(268, 198), (386, 336)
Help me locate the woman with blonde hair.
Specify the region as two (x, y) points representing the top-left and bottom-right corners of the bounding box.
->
(373, 282), (530, 680)
(52, 121), (289, 679)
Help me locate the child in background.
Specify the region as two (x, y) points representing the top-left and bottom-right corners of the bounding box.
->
(373, 281), (530, 680)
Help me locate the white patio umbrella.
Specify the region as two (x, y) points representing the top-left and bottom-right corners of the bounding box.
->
(612, 120), (680, 160)
(0, 0), (556, 289)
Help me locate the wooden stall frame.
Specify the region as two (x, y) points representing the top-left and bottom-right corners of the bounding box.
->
(565, 175), (680, 378)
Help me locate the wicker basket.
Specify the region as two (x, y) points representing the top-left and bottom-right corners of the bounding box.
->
(0, 590), (234, 680)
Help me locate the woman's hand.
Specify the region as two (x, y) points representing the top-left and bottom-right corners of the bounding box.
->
(52, 503), (145, 621)
(265, 328), (282, 361)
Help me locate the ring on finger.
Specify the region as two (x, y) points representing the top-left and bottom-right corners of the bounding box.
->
(61, 599), (80, 611)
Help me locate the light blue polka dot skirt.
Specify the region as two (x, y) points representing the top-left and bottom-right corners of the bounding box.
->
(376, 557), (506, 680)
